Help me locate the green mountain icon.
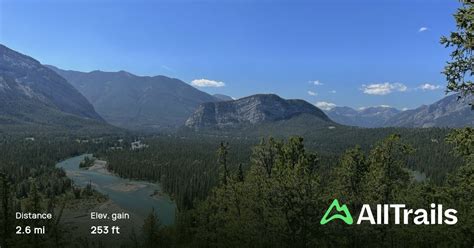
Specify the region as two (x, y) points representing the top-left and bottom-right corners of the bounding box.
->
(320, 199), (353, 225)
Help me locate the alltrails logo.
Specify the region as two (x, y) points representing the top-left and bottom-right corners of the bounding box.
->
(320, 199), (458, 225)
(320, 199), (353, 225)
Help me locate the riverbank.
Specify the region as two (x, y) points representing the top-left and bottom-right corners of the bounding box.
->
(87, 159), (112, 175)
(86, 158), (153, 192)
(57, 154), (176, 226)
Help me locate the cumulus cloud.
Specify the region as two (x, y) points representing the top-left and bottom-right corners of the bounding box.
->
(361, 82), (407, 95)
(307, 90), (317, 96)
(418, 83), (441, 91)
(191, 78), (225, 88)
(418, 27), (429, 32)
(310, 80), (323, 86)
(315, 101), (336, 110)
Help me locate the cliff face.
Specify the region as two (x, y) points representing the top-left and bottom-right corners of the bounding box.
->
(0, 44), (118, 133)
(185, 94), (331, 129)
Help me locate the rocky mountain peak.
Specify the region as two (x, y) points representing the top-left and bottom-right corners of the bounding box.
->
(185, 94), (331, 129)
(0, 44), (103, 121)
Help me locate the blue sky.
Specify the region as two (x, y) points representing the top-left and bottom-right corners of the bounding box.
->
(0, 0), (460, 110)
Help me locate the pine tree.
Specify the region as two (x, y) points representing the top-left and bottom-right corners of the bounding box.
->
(192, 137), (322, 248)
(25, 181), (42, 213)
(440, 0), (473, 101)
(333, 146), (368, 209)
(363, 134), (414, 246)
(250, 137), (282, 178)
(443, 127), (474, 246)
(365, 134), (413, 204)
(142, 208), (161, 248)
(217, 142), (230, 185)
(237, 163), (244, 182)
(438, 1), (474, 245)
(0, 172), (12, 248)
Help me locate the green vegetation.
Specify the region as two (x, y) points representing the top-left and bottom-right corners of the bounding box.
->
(441, 0), (473, 99)
(101, 127), (461, 211)
(0, 137), (109, 247)
(177, 134), (472, 247)
(79, 156), (96, 169)
(0, 127), (467, 247)
(105, 132), (469, 247)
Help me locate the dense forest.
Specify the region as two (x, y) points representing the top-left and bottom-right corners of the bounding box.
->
(0, 125), (469, 247)
(93, 127), (469, 247)
(102, 127), (461, 210)
(175, 129), (473, 247)
(0, 136), (115, 247)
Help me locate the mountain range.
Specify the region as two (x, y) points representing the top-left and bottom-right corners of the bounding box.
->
(385, 94), (473, 127)
(326, 94), (473, 128)
(1, 44), (472, 134)
(326, 106), (401, 128)
(48, 65), (222, 131)
(0, 44), (114, 133)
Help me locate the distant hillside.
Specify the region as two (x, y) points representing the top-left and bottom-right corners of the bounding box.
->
(326, 94), (473, 128)
(48, 65), (220, 131)
(0, 44), (113, 134)
(327, 106), (400, 127)
(185, 94), (333, 130)
(213, 94), (234, 101)
(385, 94), (473, 127)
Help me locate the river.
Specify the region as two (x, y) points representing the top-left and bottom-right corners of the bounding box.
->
(56, 154), (176, 226)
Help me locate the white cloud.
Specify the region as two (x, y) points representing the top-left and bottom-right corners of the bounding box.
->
(402, 107), (409, 111)
(418, 83), (441, 91)
(191, 78), (225, 88)
(329, 90), (336, 94)
(418, 27), (429, 32)
(315, 101), (336, 110)
(307, 90), (317, 96)
(310, 80), (323, 86)
(361, 82), (407, 95)
(359, 105), (392, 110)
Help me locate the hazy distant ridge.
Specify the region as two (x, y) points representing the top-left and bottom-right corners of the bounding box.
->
(49, 65), (221, 131)
(326, 94), (473, 128)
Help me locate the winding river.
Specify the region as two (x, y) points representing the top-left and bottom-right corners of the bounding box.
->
(56, 154), (176, 226)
